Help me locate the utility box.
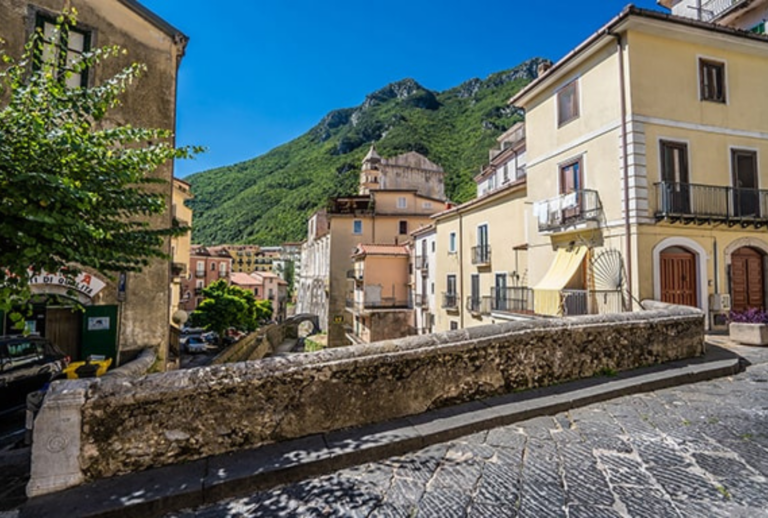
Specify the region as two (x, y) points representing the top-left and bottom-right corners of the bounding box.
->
(709, 293), (731, 312)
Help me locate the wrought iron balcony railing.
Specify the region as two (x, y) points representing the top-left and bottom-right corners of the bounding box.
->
(491, 287), (535, 314)
(466, 296), (492, 316)
(195, 270), (205, 278)
(471, 245), (491, 266)
(561, 289), (627, 316)
(442, 292), (459, 310)
(533, 189), (602, 233)
(655, 182), (768, 227)
(415, 255), (429, 271)
(414, 293), (429, 308)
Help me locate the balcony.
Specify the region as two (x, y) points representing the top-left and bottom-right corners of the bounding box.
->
(654, 182), (768, 228)
(346, 269), (363, 282)
(561, 289), (626, 316)
(491, 287), (534, 315)
(218, 271), (228, 278)
(195, 270), (205, 279)
(414, 293), (429, 308)
(194, 287), (203, 296)
(471, 245), (492, 266)
(534, 189), (602, 233)
(466, 296), (492, 316)
(700, 0), (747, 21)
(441, 292), (459, 310)
(415, 255), (429, 271)
(171, 262), (187, 278)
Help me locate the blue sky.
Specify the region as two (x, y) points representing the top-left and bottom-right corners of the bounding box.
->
(139, 1), (662, 177)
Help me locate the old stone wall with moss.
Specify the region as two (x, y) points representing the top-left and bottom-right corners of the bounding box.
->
(30, 303), (703, 493)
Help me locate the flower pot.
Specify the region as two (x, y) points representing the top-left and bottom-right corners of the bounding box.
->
(729, 322), (768, 346)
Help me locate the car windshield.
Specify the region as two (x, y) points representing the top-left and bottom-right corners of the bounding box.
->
(5, 340), (42, 368)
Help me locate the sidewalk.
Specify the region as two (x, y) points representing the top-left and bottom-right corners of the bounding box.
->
(16, 343), (742, 518)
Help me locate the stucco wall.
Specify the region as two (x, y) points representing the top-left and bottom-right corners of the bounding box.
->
(28, 303), (705, 491)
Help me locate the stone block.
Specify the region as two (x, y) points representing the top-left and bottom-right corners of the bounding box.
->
(729, 323), (768, 346)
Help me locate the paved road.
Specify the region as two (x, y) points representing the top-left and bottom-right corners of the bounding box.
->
(167, 342), (768, 518)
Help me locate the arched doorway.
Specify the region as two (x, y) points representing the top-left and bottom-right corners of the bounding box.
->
(659, 246), (698, 307)
(731, 246), (765, 311)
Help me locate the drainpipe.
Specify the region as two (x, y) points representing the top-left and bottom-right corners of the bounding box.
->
(610, 31), (634, 309)
(459, 212), (465, 329)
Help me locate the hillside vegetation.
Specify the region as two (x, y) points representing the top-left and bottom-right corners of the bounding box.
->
(187, 58), (547, 245)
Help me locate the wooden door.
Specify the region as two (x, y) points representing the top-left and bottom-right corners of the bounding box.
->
(660, 249), (697, 307)
(731, 247), (764, 311)
(45, 307), (81, 360)
(560, 159), (583, 221)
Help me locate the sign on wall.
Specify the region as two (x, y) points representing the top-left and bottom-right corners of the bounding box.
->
(29, 270), (107, 299)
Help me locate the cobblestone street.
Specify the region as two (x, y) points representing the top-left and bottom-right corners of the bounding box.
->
(167, 343), (768, 518)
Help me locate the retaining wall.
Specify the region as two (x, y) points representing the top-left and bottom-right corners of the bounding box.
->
(27, 302), (704, 496)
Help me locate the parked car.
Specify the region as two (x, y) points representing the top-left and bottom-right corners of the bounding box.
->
(0, 336), (69, 416)
(180, 335), (210, 354)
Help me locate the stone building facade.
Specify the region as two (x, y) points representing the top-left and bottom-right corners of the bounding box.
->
(0, 0), (187, 367)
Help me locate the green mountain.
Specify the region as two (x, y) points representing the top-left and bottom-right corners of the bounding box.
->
(186, 58), (547, 245)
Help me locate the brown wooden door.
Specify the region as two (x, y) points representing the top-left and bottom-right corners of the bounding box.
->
(732, 149), (759, 218)
(660, 249), (697, 307)
(731, 247), (764, 311)
(45, 307), (81, 360)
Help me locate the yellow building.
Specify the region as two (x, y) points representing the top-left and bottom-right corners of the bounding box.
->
(225, 245), (262, 273)
(510, 6), (768, 327)
(170, 178), (193, 331)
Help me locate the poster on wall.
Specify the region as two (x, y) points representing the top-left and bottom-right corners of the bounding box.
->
(87, 317), (110, 331)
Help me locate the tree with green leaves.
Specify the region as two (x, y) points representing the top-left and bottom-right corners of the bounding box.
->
(190, 280), (273, 344)
(0, 11), (199, 314)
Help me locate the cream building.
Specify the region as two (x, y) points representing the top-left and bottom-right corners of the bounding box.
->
(298, 148), (449, 346)
(509, 5), (768, 327)
(412, 225), (437, 335)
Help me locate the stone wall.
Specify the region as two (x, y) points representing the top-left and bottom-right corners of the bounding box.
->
(29, 303), (704, 494)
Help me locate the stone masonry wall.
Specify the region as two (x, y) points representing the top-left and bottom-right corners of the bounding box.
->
(31, 303), (704, 492)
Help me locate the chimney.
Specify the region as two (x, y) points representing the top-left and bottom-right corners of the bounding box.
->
(537, 62), (552, 77)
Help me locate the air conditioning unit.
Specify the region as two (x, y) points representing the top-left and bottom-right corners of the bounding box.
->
(709, 293), (731, 311)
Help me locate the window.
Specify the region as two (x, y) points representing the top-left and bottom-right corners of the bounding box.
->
(447, 274), (457, 295)
(557, 79), (579, 126)
(699, 59), (726, 103)
(196, 261), (204, 273)
(399, 221), (408, 235)
(431, 282), (435, 295)
(211, 263), (216, 271)
(397, 197), (407, 209)
(35, 15), (90, 88)
(423, 202), (433, 209)
(449, 232), (457, 253)
(353, 220), (363, 234)
(431, 241), (436, 253)
(560, 159), (583, 195)
(450, 321), (459, 331)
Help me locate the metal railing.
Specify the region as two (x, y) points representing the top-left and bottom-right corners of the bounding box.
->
(701, 0), (745, 21)
(195, 270), (205, 278)
(471, 245), (491, 266)
(491, 287), (535, 314)
(414, 293), (429, 308)
(415, 255), (429, 270)
(561, 289), (626, 316)
(442, 292), (459, 310)
(466, 296), (492, 315)
(655, 182), (768, 224)
(534, 189), (602, 232)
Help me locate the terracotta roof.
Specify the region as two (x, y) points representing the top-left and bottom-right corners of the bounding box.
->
(230, 272), (260, 286)
(352, 244), (410, 257)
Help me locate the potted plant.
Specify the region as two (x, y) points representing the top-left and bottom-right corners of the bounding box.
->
(729, 308), (768, 346)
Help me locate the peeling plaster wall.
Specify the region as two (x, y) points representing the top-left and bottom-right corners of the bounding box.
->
(65, 303), (705, 482)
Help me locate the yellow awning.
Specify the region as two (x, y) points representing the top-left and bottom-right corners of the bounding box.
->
(533, 246), (588, 316)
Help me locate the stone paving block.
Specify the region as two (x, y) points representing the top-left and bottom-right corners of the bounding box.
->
(467, 501), (518, 518)
(385, 476), (425, 507)
(517, 482), (566, 518)
(612, 485), (681, 518)
(693, 452), (756, 479)
(647, 465), (722, 502)
(565, 504), (623, 518)
(415, 488), (471, 518)
(473, 461), (520, 507)
(368, 501), (415, 518)
(486, 427), (528, 449)
(516, 416), (557, 440)
(723, 439), (768, 476)
(596, 451), (655, 487)
(721, 476), (768, 508)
